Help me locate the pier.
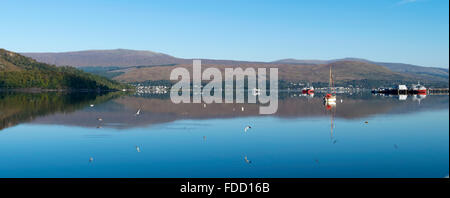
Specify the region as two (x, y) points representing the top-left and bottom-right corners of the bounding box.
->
(372, 87), (449, 95)
(427, 88), (449, 95)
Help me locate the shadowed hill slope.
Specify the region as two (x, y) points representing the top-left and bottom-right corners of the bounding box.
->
(1, 49), (129, 90)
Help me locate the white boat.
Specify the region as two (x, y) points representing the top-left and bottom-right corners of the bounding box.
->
(323, 64), (337, 102)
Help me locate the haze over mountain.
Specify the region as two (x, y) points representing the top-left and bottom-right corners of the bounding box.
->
(20, 49), (449, 88)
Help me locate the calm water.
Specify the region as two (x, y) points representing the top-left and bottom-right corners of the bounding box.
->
(0, 91), (448, 178)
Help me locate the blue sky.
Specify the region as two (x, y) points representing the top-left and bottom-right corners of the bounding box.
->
(0, 0), (448, 68)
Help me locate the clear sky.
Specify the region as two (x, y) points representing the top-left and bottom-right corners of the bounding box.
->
(0, 0), (448, 68)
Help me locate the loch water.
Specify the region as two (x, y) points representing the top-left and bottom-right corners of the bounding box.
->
(0, 91), (448, 178)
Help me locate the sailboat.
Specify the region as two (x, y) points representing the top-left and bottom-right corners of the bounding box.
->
(324, 64), (337, 104)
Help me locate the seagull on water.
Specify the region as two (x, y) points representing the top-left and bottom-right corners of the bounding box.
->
(135, 108), (141, 116)
(136, 146), (141, 153)
(89, 157), (94, 163)
(244, 156), (252, 164)
(244, 125), (252, 132)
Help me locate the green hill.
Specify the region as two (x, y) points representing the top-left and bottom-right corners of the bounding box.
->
(0, 49), (129, 90)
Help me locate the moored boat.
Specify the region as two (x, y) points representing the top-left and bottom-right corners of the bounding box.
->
(302, 86), (315, 94)
(323, 64), (337, 103)
(412, 82), (427, 94)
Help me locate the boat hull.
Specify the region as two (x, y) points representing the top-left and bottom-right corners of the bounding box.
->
(324, 93), (336, 102)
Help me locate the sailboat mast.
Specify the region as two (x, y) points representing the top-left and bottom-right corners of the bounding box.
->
(329, 64), (334, 92)
(329, 64), (332, 88)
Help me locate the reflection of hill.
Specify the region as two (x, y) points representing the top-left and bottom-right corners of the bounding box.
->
(30, 94), (448, 129)
(0, 91), (124, 131)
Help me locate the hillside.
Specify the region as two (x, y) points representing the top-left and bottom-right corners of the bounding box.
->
(0, 49), (129, 90)
(21, 49), (187, 67)
(19, 49), (449, 88)
(273, 58), (449, 83)
(21, 49), (263, 67)
(112, 61), (424, 88)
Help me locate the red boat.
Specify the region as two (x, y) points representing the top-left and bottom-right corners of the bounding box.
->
(412, 82), (427, 95)
(302, 86), (315, 94)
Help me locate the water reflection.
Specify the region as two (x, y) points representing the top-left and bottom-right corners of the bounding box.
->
(324, 100), (336, 143)
(0, 91), (124, 130)
(0, 91), (447, 178)
(0, 91), (448, 131)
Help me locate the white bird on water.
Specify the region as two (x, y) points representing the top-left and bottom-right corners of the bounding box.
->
(244, 156), (252, 164)
(136, 146), (141, 153)
(89, 157), (94, 163)
(135, 108), (141, 116)
(90, 104), (94, 107)
(244, 125), (252, 132)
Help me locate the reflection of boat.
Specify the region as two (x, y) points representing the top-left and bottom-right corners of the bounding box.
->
(324, 99), (336, 141)
(324, 102), (336, 110)
(412, 94), (427, 104)
(323, 64), (337, 103)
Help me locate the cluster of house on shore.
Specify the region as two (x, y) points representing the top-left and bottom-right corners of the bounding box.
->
(135, 85), (169, 94)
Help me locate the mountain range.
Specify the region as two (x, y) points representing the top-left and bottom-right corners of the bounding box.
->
(274, 58), (449, 83)
(19, 49), (450, 88)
